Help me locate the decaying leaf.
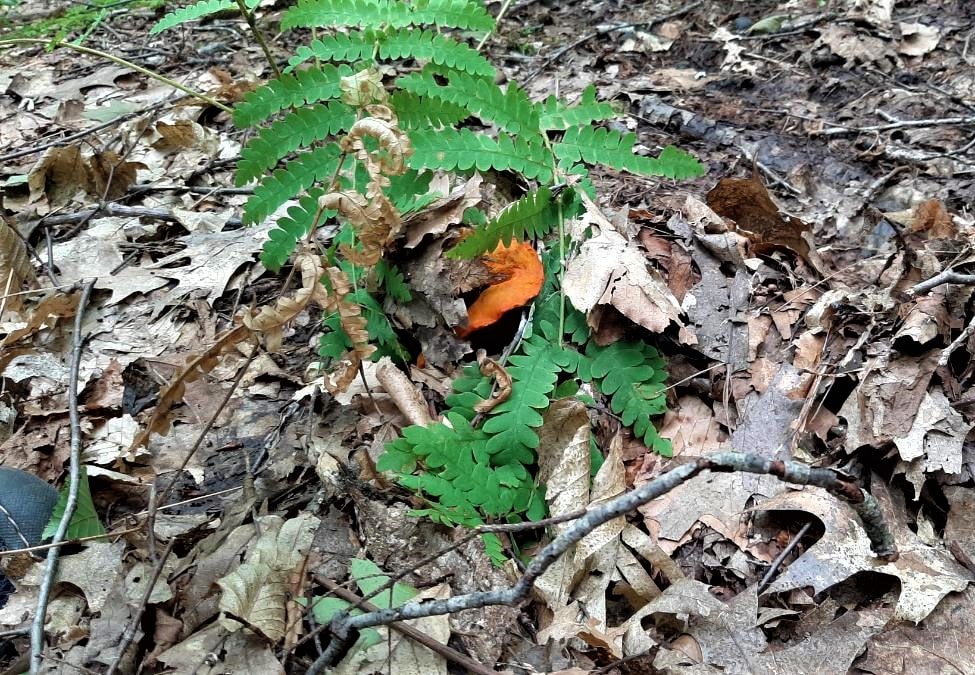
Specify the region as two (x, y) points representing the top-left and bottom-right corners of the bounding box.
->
(759, 480), (971, 622)
(27, 145), (91, 206)
(27, 145), (144, 206)
(564, 193), (684, 335)
(893, 388), (972, 498)
(706, 169), (817, 269)
(217, 513), (319, 642)
(0, 221), (38, 317)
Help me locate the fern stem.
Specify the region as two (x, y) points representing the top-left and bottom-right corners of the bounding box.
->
(304, 152), (349, 245)
(0, 38), (233, 113)
(556, 197), (566, 343)
(476, 0), (515, 52)
(234, 0), (281, 78)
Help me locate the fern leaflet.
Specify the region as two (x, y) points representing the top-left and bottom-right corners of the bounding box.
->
(554, 125), (705, 179)
(480, 337), (563, 466)
(287, 31), (378, 71)
(375, 261), (412, 302)
(244, 143), (343, 225)
(409, 128), (553, 183)
(233, 64), (352, 128)
(448, 186), (580, 259)
(576, 341), (671, 456)
(289, 28), (494, 77)
(150, 0), (260, 34)
(397, 68), (539, 136)
(262, 188), (331, 271)
(237, 102), (355, 185)
(282, 0), (414, 30)
(385, 168), (435, 213)
(409, 0), (495, 32)
(283, 0), (493, 31)
(389, 91), (468, 130)
(380, 29), (495, 76)
(539, 85), (618, 131)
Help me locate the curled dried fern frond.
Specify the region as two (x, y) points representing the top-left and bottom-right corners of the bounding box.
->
(244, 248), (333, 350)
(129, 325), (253, 452)
(341, 104), (413, 179)
(321, 266), (375, 393)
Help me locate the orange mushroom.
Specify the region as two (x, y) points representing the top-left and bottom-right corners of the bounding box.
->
(457, 240), (544, 338)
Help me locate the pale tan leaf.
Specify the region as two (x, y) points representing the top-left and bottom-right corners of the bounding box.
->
(217, 514), (319, 642)
(0, 221), (37, 316)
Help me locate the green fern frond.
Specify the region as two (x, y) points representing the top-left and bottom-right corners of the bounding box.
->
(282, 0), (413, 30)
(555, 125), (705, 179)
(150, 0), (260, 34)
(447, 186), (579, 259)
(386, 168), (435, 213)
(375, 261), (412, 302)
(288, 28), (494, 77)
(409, 128), (553, 183)
(233, 64), (352, 128)
(409, 0), (495, 32)
(638, 145), (708, 180)
(539, 85), (619, 131)
(444, 363), (492, 420)
(320, 315), (354, 359)
(480, 337), (563, 466)
(381, 29), (495, 76)
(244, 143), (343, 224)
(397, 68), (539, 135)
(577, 341), (671, 456)
(237, 102), (355, 185)
(261, 188), (330, 271)
(287, 30), (378, 71)
(286, 0), (495, 31)
(389, 91), (468, 130)
(350, 289), (409, 361)
(379, 412), (533, 522)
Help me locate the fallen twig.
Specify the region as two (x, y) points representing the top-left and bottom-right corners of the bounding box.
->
(908, 269), (975, 296)
(522, 0), (704, 85)
(815, 115), (975, 137)
(308, 452), (898, 673)
(757, 521), (813, 593)
(292, 509), (588, 653)
(30, 279), (96, 675)
(314, 576), (496, 675)
(26, 203), (243, 229)
(939, 310), (975, 367)
(104, 539), (175, 675)
(0, 101), (168, 165)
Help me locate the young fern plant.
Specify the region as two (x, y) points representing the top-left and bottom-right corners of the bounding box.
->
(154, 0), (704, 560)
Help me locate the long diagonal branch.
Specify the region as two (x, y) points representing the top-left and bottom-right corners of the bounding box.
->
(308, 452), (898, 673)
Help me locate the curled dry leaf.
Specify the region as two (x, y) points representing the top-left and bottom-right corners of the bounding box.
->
(472, 349), (512, 413)
(244, 248), (333, 351)
(325, 105), (412, 265)
(706, 169), (819, 270)
(456, 240), (544, 338)
(376, 357), (431, 426)
(341, 104), (413, 178)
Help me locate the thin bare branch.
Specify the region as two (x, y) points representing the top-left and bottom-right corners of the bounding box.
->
(308, 452), (898, 673)
(30, 279), (96, 674)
